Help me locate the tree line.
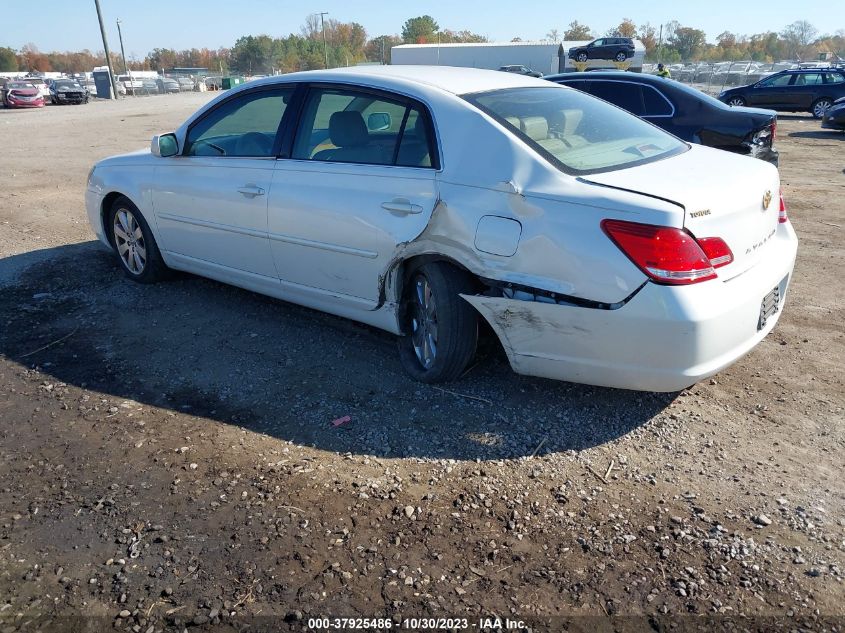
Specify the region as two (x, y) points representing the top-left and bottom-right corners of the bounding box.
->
(547, 19), (843, 63)
(1, 15), (842, 75)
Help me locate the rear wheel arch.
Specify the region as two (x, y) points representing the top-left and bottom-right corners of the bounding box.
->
(388, 254), (480, 309)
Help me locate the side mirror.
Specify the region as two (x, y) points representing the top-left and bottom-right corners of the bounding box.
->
(151, 133), (179, 157)
(367, 112), (391, 131)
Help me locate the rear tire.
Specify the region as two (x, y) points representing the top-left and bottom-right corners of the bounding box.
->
(397, 263), (478, 383)
(615, 52), (627, 62)
(108, 196), (168, 284)
(811, 98), (832, 119)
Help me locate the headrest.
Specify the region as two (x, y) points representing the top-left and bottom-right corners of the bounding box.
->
(329, 111), (367, 147)
(521, 116), (549, 141)
(504, 116), (521, 129)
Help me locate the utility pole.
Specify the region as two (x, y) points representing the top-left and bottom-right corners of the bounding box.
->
(657, 24), (663, 64)
(93, 0), (119, 98)
(319, 12), (329, 69)
(116, 19), (128, 75)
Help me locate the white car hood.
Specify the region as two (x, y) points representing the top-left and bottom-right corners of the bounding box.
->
(96, 148), (152, 167)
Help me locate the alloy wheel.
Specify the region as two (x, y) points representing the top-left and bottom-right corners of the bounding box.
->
(727, 97), (745, 107)
(113, 208), (147, 275)
(410, 275), (438, 369)
(813, 99), (832, 118)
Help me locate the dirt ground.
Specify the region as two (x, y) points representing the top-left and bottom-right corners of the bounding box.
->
(0, 92), (843, 632)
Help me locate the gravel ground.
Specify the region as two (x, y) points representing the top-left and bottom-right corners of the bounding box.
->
(0, 92), (843, 632)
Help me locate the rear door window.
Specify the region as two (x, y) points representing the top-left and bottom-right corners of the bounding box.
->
(823, 72), (845, 84)
(642, 86), (673, 116)
(291, 86), (436, 168)
(794, 73), (823, 86)
(587, 81), (646, 116)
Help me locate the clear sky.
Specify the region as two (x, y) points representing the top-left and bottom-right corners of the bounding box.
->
(4, 0), (842, 58)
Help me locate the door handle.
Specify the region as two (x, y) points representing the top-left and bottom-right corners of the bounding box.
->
(237, 185), (265, 198)
(381, 198), (423, 215)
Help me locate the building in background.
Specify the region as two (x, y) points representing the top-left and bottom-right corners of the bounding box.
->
(391, 40), (646, 75)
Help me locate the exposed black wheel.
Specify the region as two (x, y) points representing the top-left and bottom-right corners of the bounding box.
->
(108, 196), (168, 283)
(577, 52), (588, 63)
(726, 96), (746, 107)
(615, 52), (627, 62)
(397, 263), (478, 383)
(811, 98), (832, 119)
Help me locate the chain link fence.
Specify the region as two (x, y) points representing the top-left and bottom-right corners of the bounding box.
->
(642, 60), (830, 96)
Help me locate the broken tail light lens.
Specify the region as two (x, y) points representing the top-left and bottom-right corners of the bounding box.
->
(601, 219), (717, 285)
(778, 189), (788, 224)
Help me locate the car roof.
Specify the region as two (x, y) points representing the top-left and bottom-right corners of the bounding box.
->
(783, 68), (842, 73)
(242, 65), (551, 97)
(546, 71), (660, 82)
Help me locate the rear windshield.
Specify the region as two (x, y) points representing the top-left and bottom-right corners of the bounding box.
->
(464, 86), (687, 174)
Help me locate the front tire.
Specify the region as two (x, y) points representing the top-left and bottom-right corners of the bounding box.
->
(811, 98), (832, 119)
(108, 196), (167, 283)
(397, 263), (478, 383)
(726, 96), (746, 107)
(577, 52), (588, 63)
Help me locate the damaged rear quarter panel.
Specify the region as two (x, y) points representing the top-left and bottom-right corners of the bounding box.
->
(385, 89), (684, 317)
(398, 176), (677, 308)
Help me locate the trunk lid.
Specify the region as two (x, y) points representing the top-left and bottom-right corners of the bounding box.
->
(583, 144), (781, 280)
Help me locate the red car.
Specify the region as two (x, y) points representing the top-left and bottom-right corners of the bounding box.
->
(2, 81), (46, 108)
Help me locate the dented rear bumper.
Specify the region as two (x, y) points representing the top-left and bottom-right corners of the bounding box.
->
(463, 221), (797, 392)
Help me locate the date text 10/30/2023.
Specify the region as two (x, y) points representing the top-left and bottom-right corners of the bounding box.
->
(306, 617), (527, 630)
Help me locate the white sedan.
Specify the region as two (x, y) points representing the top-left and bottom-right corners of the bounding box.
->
(85, 66), (797, 392)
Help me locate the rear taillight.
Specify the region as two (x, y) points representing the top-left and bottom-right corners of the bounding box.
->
(778, 189), (788, 224)
(771, 118), (777, 142)
(697, 237), (733, 268)
(601, 220), (719, 285)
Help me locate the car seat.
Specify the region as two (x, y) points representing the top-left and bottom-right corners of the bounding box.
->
(312, 111), (389, 164)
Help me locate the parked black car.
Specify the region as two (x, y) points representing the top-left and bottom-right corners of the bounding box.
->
(719, 68), (845, 118)
(50, 79), (88, 104)
(568, 38), (634, 63)
(546, 71), (779, 165)
(821, 96), (845, 131)
(498, 65), (543, 78)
